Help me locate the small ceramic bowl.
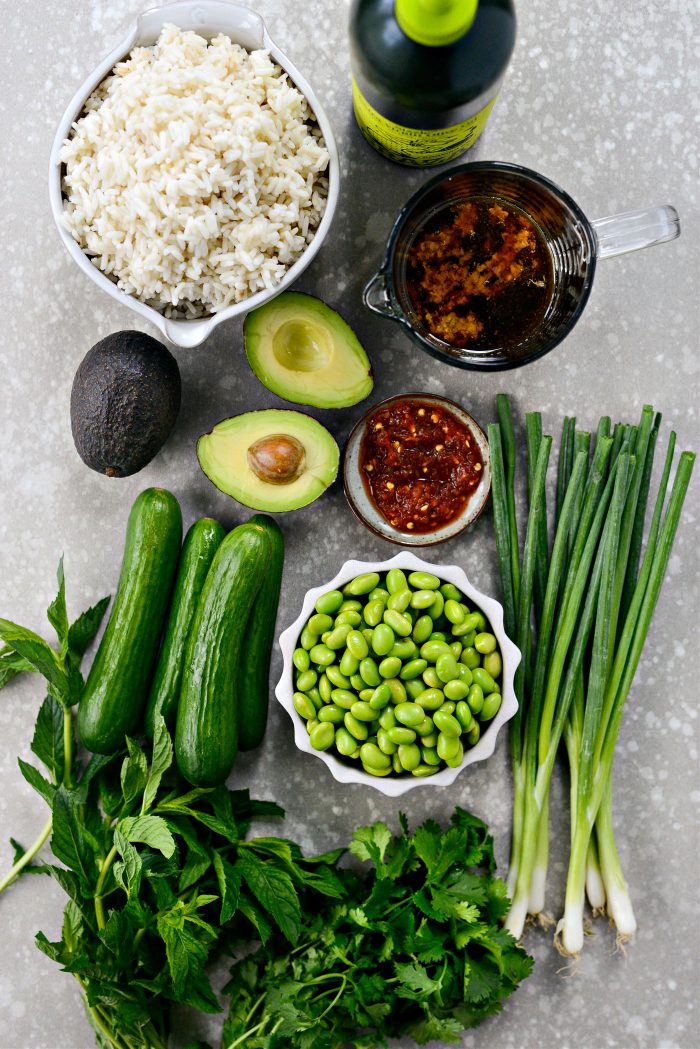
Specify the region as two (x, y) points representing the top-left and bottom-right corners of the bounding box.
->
(275, 552), (520, 797)
(48, 0), (339, 349)
(343, 394), (491, 546)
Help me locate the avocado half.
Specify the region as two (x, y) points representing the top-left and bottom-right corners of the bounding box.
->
(197, 409), (340, 512)
(244, 292), (373, 409)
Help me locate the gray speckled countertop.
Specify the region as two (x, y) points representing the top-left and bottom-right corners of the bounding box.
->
(1, 1), (699, 1047)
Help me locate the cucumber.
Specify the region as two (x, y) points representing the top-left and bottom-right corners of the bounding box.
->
(144, 517), (225, 738)
(175, 522), (270, 786)
(78, 488), (183, 755)
(238, 514), (284, 751)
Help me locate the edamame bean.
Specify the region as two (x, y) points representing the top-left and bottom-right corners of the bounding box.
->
(319, 674), (332, 703)
(390, 638), (418, 660)
(379, 655), (402, 679)
(359, 657), (380, 686)
(336, 726), (359, 756)
(315, 590), (343, 615)
(310, 644), (335, 666)
(300, 626), (316, 650)
(364, 764), (392, 777)
(421, 731), (438, 748)
(383, 609), (412, 636)
(410, 589), (436, 610)
(416, 687), (444, 711)
(457, 664), (473, 686)
(394, 702), (424, 727)
(344, 712), (369, 740)
(412, 614), (433, 644)
(368, 588), (389, 603)
(450, 641), (463, 659)
(307, 718), (319, 732)
(444, 599), (465, 625)
(472, 667), (497, 693)
(405, 679), (425, 700)
(362, 627), (374, 646)
(308, 613), (334, 635)
(460, 612), (483, 634)
(318, 705), (345, 724)
(441, 701), (455, 714)
(480, 692), (502, 721)
(421, 745), (441, 766)
(387, 589), (412, 612)
(445, 740), (464, 768)
(326, 665), (351, 689)
(350, 701), (376, 722)
(339, 650), (359, 677)
(359, 688), (374, 702)
(372, 623), (395, 656)
(379, 707), (396, 730)
(387, 726), (417, 745)
(325, 625), (352, 649)
(307, 688), (323, 711)
(334, 610), (362, 628)
(377, 729), (398, 755)
(467, 722), (480, 746)
(400, 658), (428, 680)
(386, 568), (408, 593)
(408, 571), (440, 590)
(344, 572), (380, 596)
(437, 732), (460, 761)
(339, 599), (362, 613)
(475, 632), (497, 655)
(296, 669), (317, 692)
(461, 646), (481, 669)
(420, 639), (451, 662)
(436, 652), (459, 683)
(293, 692), (317, 719)
(444, 678), (469, 701)
(422, 667), (441, 689)
(369, 683), (392, 710)
(386, 678), (407, 703)
(433, 709), (461, 737)
(363, 599), (385, 627)
(440, 583), (463, 602)
(415, 716), (434, 736)
(331, 688), (356, 710)
(429, 591), (444, 618)
(293, 648), (310, 673)
(483, 651), (502, 679)
(429, 631), (448, 642)
(360, 743), (391, 770)
(412, 764), (439, 777)
(347, 630), (369, 659)
(455, 700), (473, 732)
(398, 743), (421, 771)
(392, 753), (403, 774)
(310, 722), (335, 751)
(350, 673), (365, 691)
(467, 683), (484, 714)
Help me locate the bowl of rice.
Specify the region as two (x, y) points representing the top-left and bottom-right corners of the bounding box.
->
(48, 1), (338, 348)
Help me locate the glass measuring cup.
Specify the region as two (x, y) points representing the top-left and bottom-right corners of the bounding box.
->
(363, 161), (680, 370)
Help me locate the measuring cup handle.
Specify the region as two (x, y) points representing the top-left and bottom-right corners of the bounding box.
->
(590, 205), (680, 260)
(363, 270), (397, 317)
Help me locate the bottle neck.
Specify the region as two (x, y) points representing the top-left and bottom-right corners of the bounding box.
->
(395, 0), (479, 47)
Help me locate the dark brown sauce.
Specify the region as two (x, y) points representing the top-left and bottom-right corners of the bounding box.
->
(359, 398), (483, 534)
(405, 196), (553, 351)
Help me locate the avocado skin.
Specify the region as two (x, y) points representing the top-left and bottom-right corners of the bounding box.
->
(71, 331), (181, 477)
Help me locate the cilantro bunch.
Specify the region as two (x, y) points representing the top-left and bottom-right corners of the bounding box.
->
(222, 810), (533, 1049)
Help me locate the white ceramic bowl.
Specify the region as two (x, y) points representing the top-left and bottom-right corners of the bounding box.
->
(48, 0), (340, 349)
(275, 552), (520, 797)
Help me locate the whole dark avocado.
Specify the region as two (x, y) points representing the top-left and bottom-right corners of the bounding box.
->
(71, 331), (181, 477)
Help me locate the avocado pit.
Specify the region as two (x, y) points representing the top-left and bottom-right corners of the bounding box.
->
(247, 434), (306, 485)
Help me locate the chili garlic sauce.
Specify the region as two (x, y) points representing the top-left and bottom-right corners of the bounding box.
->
(405, 197), (553, 350)
(360, 399), (483, 534)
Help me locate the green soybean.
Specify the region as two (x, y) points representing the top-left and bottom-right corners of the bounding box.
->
(433, 709), (461, 737)
(383, 609), (412, 636)
(350, 701), (376, 722)
(359, 657), (381, 686)
(308, 613), (334, 635)
(460, 612), (483, 634)
(394, 702), (424, 727)
(397, 743), (421, 771)
(369, 683), (392, 710)
(455, 700), (474, 732)
(326, 665), (351, 689)
(457, 664), (473, 686)
(429, 631), (448, 642)
(461, 646), (481, 669)
(412, 764), (439, 777)
(421, 731), (438, 748)
(296, 669), (317, 692)
(386, 568), (408, 593)
(440, 583), (463, 602)
(339, 650), (359, 677)
(368, 588), (389, 602)
(378, 707), (396, 730)
(379, 655), (402, 679)
(307, 688), (323, 711)
(412, 614), (433, 644)
(400, 657), (427, 680)
(421, 745), (441, 766)
(387, 726), (417, 745)
(444, 678), (469, 701)
(309, 644), (335, 666)
(387, 589), (412, 612)
(445, 740), (464, 767)
(415, 716), (434, 736)
(405, 679), (425, 700)
(318, 705), (344, 724)
(436, 652), (459, 682)
(472, 667), (497, 693)
(300, 626), (316, 650)
(293, 648), (310, 673)
(331, 688), (356, 710)
(344, 712), (369, 740)
(318, 674), (332, 703)
(306, 717), (319, 732)
(408, 571), (440, 590)
(315, 590), (344, 615)
(335, 726), (359, 756)
(386, 678), (407, 703)
(310, 722), (335, 751)
(480, 692), (502, 721)
(389, 638), (417, 660)
(325, 625), (352, 649)
(437, 732), (460, 761)
(339, 599), (362, 613)
(359, 687), (374, 702)
(293, 692), (316, 719)
(363, 599), (385, 627)
(350, 673), (364, 691)
(444, 599), (465, 624)
(429, 591), (444, 618)
(392, 753), (403, 774)
(420, 639), (451, 662)
(410, 589), (435, 610)
(364, 764), (392, 777)
(346, 630), (369, 659)
(422, 667), (441, 689)
(483, 651), (502, 679)
(416, 687), (444, 711)
(334, 609), (362, 628)
(371, 623), (395, 656)
(344, 572), (380, 596)
(377, 729), (398, 755)
(475, 632), (497, 654)
(360, 742), (391, 770)
(467, 722), (480, 745)
(467, 683), (484, 714)
(449, 640), (463, 658)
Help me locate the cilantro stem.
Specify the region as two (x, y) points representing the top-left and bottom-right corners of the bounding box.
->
(224, 1016), (269, 1048)
(0, 814), (53, 893)
(94, 844), (119, 930)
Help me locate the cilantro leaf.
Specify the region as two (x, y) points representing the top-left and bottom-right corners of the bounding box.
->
(349, 822), (392, 866)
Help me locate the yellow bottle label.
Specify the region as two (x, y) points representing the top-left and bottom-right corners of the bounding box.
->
(352, 77), (497, 167)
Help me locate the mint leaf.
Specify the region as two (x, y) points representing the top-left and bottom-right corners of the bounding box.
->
(67, 596), (110, 658)
(0, 648), (36, 690)
(119, 815), (176, 858)
(0, 618), (69, 699)
(47, 558), (69, 655)
(212, 853), (241, 924)
(141, 716), (173, 814)
(238, 852), (301, 943)
(120, 738), (148, 807)
(31, 696), (65, 782)
(18, 758), (55, 806)
(113, 829), (143, 899)
(51, 786), (95, 883)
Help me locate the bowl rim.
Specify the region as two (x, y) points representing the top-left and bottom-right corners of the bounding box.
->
(47, 0), (340, 349)
(274, 552), (520, 797)
(342, 393), (492, 546)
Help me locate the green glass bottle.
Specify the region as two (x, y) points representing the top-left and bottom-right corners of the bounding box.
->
(349, 0), (516, 166)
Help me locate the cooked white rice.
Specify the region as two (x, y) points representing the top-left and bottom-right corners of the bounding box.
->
(60, 24), (330, 317)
